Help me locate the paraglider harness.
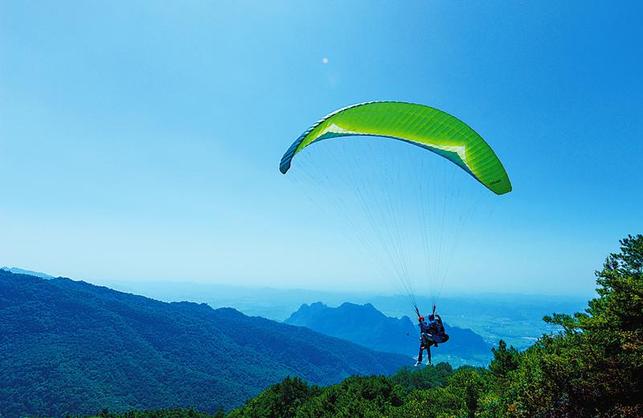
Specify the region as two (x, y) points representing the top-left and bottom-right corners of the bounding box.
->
(415, 305), (449, 347)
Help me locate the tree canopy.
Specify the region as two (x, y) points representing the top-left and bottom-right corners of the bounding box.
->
(63, 235), (643, 417)
(226, 234), (643, 417)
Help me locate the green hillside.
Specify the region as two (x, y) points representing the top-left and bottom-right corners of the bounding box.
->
(0, 271), (408, 417)
(97, 234), (642, 417)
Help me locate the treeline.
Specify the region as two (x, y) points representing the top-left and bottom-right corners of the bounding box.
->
(96, 235), (642, 417)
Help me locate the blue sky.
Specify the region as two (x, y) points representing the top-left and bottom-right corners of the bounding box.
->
(1, 1), (641, 296)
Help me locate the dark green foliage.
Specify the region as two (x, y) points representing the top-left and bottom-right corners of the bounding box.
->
(226, 235), (643, 418)
(228, 365), (478, 418)
(445, 367), (491, 418)
(489, 340), (520, 379)
(91, 407), (222, 417)
(229, 374), (407, 418)
(396, 387), (464, 418)
(498, 234), (643, 417)
(227, 377), (319, 418)
(3, 235), (642, 417)
(294, 375), (404, 417)
(390, 362), (453, 392)
(0, 271), (408, 417)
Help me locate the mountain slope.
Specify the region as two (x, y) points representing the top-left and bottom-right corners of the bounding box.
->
(0, 270), (408, 417)
(285, 302), (491, 365)
(1, 266), (55, 279)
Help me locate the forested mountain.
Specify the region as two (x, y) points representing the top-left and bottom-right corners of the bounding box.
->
(117, 235), (639, 418)
(0, 266), (55, 279)
(3, 235), (640, 417)
(285, 302), (491, 365)
(0, 270), (408, 417)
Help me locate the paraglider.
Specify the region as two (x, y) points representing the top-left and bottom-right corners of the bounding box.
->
(279, 101), (511, 364)
(414, 304), (449, 366)
(280, 101), (511, 195)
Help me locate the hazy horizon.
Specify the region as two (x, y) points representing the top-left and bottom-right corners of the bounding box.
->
(1, 265), (597, 300)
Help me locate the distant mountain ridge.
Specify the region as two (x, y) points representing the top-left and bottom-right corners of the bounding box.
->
(0, 270), (408, 417)
(0, 266), (56, 279)
(285, 302), (491, 365)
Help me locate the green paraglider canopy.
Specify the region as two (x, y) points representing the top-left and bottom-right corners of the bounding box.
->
(280, 101), (511, 195)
